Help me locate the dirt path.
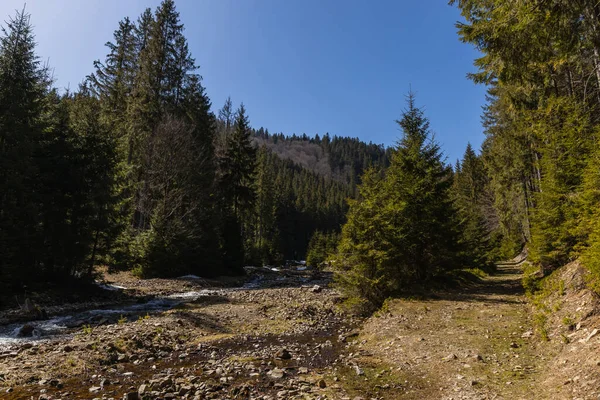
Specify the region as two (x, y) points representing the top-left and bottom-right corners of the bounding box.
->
(338, 263), (552, 400)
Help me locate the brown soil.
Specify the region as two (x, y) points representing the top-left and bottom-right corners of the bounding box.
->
(337, 261), (600, 400)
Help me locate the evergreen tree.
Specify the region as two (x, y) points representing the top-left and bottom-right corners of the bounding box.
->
(453, 143), (497, 269)
(251, 146), (279, 264)
(221, 103), (257, 217)
(217, 103), (257, 268)
(0, 7), (49, 286)
(335, 93), (460, 312)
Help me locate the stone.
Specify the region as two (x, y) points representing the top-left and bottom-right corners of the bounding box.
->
(354, 365), (364, 376)
(521, 331), (533, 338)
(443, 354), (457, 362)
(318, 379), (327, 388)
(311, 285), (322, 293)
(275, 349), (292, 360)
(138, 384), (147, 395)
(17, 324), (35, 337)
(125, 391), (139, 400)
(585, 329), (599, 343)
(63, 345), (73, 352)
(89, 386), (102, 393)
(49, 379), (61, 388)
(269, 368), (286, 379)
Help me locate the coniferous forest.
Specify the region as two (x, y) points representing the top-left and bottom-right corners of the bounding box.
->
(3, 0), (600, 314)
(0, 1), (388, 293)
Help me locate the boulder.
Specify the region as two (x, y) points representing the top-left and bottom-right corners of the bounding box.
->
(268, 368), (286, 379)
(17, 324), (35, 337)
(275, 349), (292, 360)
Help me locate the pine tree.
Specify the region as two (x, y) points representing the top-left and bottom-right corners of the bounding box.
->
(0, 7), (49, 286)
(335, 93), (460, 313)
(89, 17), (136, 117)
(453, 143), (497, 269)
(252, 146), (279, 264)
(221, 103), (257, 217)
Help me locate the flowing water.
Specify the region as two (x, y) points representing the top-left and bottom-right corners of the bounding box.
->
(0, 266), (313, 350)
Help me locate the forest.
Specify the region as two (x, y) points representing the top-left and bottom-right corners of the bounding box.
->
(0, 0), (389, 293)
(3, 0), (600, 316)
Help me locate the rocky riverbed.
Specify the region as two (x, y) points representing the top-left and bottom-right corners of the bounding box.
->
(0, 266), (365, 400)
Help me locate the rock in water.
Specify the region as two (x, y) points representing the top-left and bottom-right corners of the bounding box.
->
(311, 285), (322, 293)
(17, 324), (35, 337)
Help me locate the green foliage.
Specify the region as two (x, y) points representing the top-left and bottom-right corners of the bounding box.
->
(306, 230), (340, 268)
(522, 263), (541, 295)
(452, 143), (499, 271)
(334, 94), (462, 313)
(453, 0), (600, 289)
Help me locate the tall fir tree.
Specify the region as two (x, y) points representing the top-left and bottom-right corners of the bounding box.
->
(0, 8), (49, 286)
(335, 93), (461, 313)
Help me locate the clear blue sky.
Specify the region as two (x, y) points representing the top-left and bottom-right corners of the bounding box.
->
(0, 0), (486, 162)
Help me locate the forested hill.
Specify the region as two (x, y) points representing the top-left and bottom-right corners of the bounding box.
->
(251, 128), (391, 186)
(247, 131), (390, 260)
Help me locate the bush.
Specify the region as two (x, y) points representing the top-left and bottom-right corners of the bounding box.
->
(306, 230), (340, 268)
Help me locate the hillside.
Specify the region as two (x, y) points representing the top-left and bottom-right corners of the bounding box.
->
(252, 129), (391, 186)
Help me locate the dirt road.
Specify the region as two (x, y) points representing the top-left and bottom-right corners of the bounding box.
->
(341, 263), (551, 400)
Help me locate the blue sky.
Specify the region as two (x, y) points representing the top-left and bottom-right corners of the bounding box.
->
(0, 0), (486, 162)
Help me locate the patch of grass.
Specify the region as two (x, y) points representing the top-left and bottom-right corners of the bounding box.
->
(522, 263), (541, 295)
(373, 298), (393, 318)
(433, 268), (487, 288)
(112, 338), (128, 353)
(562, 317), (574, 330)
(62, 356), (87, 375)
(558, 279), (565, 296)
(81, 324), (93, 335)
(137, 313), (150, 322)
(534, 313), (549, 341)
(117, 315), (128, 325)
(465, 268), (489, 279)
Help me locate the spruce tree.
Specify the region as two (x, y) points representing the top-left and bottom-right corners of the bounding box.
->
(220, 103), (257, 217)
(335, 93), (460, 312)
(0, 8), (49, 285)
(453, 143), (497, 269)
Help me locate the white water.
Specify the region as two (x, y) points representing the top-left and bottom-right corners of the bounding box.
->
(0, 269), (304, 350)
(0, 289), (221, 350)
